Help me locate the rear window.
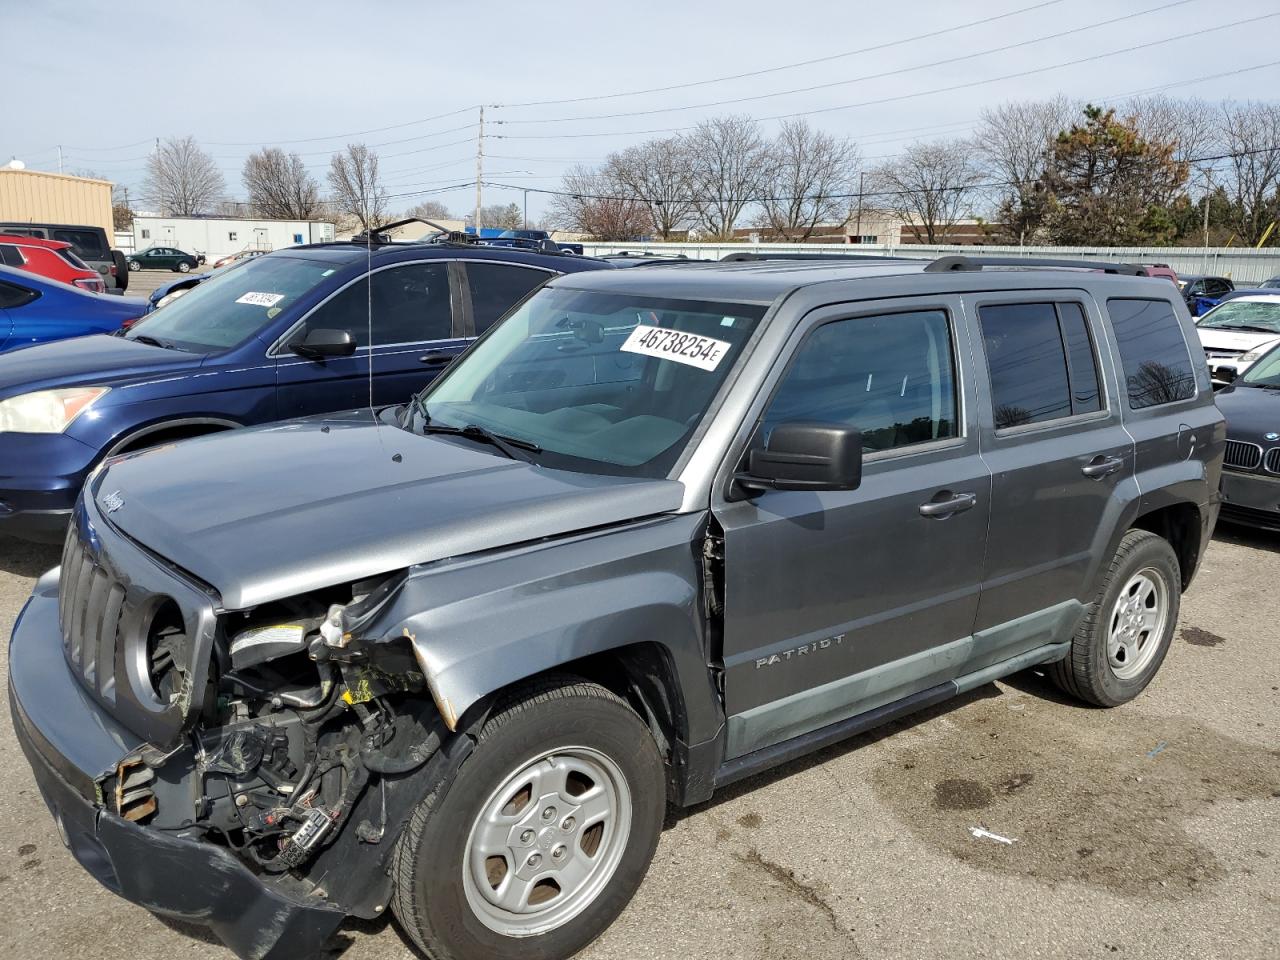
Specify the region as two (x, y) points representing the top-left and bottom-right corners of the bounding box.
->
(1106, 299), (1197, 409)
(51, 229), (107, 260)
(56, 248), (91, 270)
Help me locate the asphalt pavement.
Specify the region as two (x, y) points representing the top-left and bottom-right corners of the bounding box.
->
(0, 526), (1276, 960)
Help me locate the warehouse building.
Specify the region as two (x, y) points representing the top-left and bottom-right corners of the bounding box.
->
(0, 166), (114, 235)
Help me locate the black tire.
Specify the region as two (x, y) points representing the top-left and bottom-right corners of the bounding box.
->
(111, 250), (130, 292)
(177, 261), (191, 272)
(128, 259), (141, 272)
(392, 677), (665, 960)
(1049, 529), (1181, 707)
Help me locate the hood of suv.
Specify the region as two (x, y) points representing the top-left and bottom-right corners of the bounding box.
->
(0, 333), (202, 399)
(89, 411), (685, 609)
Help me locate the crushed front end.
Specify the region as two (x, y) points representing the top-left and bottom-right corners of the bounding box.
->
(9, 496), (455, 960)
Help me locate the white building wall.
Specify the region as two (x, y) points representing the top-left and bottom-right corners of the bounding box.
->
(131, 217), (335, 261)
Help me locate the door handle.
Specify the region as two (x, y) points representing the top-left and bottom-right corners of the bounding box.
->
(1081, 455), (1124, 479)
(918, 492), (977, 518)
(419, 351), (452, 366)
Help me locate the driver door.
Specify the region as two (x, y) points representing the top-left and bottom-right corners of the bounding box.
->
(713, 299), (991, 760)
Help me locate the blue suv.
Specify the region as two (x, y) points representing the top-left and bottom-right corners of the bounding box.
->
(0, 239), (611, 541)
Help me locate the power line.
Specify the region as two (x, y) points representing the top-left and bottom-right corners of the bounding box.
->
(204, 104), (481, 147)
(494, 0), (1068, 109)
(493, 0), (1199, 126)
(495, 12), (1279, 140)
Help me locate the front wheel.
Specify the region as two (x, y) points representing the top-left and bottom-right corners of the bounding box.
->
(392, 678), (665, 960)
(1049, 529), (1181, 706)
(176, 262), (191, 272)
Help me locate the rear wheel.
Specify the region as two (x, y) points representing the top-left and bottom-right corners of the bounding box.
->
(1049, 529), (1180, 706)
(392, 678), (665, 960)
(128, 260), (141, 271)
(177, 261), (191, 272)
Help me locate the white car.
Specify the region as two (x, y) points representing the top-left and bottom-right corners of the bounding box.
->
(1195, 294), (1280, 384)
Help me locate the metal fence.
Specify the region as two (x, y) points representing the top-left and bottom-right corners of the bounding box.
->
(580, 241), (1280, 285)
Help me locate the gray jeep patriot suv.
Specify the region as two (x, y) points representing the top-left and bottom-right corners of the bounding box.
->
(10, 254), (1223, 960)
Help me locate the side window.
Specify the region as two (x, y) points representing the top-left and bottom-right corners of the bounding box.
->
(0, 280), (39, 309)
(761, 309), (958, 453)
(0, 245), (24, 267)
(465, 263), (551, 334)
(1106, 298), (1197, 409)
(51, 229), (106, 260)
(141, 229), (151, 239)
(293, 262), (452, 347)
(979, 301), (1102, 429)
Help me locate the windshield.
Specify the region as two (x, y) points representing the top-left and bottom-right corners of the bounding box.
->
(1263, 278), (1280, 289)
(408, 287), (766, 478)
(124, 255), (341, 352)
(1196, 300), (1280, 333)
(1241, 343), (1280, 386)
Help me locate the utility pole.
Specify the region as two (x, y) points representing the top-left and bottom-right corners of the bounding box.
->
(523, 187), (530, 229)
(853, 170), (864, 242)
(57, 145), (63, 174)
(1202, 168), (1213, 273)
(474, 106), (485, 235)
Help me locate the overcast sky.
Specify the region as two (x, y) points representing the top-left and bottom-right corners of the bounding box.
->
(6, 0), (1278, 220)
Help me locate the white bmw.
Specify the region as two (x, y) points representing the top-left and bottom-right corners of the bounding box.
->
(1195, 294), (1280, 385)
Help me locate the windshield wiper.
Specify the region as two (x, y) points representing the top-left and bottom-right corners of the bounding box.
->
(129, 334), (180, 350)
(421, 421), (541, 462)
(1206, 324), (1280, 334)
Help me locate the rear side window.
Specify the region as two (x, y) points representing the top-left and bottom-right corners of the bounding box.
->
(1106, 299), (1197, 409)
(51, 229), (106, 260)
(465, 263), (551, 334)
(295, 262), (453, 347)
(57, 248), (90, 270)
(0, 279), (39, 309)
(761, 309), (958, 453)
(0, 245), (24, 267)
(979, 302), (1103, 429)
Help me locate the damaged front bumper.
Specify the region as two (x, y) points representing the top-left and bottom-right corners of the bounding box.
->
(9, 571), (345, 960)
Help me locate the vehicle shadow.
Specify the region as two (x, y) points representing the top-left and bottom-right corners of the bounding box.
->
(1212, 519), (1280, 552)
(0, 536), (60, 578)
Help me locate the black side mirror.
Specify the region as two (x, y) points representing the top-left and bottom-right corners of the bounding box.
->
(291, 328), (357, 359)
(738, 422), (863, 493)
(1213, 364), (1238, 385)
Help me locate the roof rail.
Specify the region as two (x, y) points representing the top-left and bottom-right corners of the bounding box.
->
(924, 255), (1145, 276)
(720, 251), (919, 263)
(352, 216), (478, 247)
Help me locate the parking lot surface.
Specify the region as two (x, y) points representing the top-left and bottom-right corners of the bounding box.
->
(1, 528), (1276, 960)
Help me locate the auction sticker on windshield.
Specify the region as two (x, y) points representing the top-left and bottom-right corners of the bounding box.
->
(621, 324), (730, 371)
(236, 292), (285, 307)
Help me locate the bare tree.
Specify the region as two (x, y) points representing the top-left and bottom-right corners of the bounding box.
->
(872, 140), (982, 243)
(479, 203), (523, 230)
(755, 119), (860, 241)
(142, 136), (225, 216)
(327, 143), (388, 231)
(972, 97), (1075, 242)
(1218, 101), (1280, 245)
(1126, 95), (1220, 206)
(546, 165), (652, 240)
(683, 116), (768, 240)
(242, 148), (321, 219)
(606, 137), (694, 241)
(406, 199), (454, 221)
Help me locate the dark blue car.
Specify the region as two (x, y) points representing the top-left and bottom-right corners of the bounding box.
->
(0, 240), (611, 541)
(0, 265), (148, 353)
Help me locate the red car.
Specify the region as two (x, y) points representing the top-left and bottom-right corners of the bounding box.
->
(0, 233), (106, 292)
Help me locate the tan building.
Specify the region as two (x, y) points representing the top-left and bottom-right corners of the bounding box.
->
(0, 168), (114, 235)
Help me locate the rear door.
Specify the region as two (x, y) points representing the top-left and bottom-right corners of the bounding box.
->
(459, 260), (557, 336)
(275, 259), (466, 417)
(969, 293), (1134, 667)
(714, 297), (991, 758)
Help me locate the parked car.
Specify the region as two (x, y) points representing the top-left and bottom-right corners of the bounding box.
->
(8, 255), (1222, 960)
(1210, 341), (1280, 530)
(1260, 276), (1280, 289)
(0, 233), (105, 292)
(0, 241), (611, 542)
(127, 245), (202, 273)
(0, 264), (146, 354)
(213, 248), (270, 269)
(483, 229), (585, 256)
(1137, 262), (1179, 284)
(1195, 294), (1280, 385)
(0, 220), (129, 292)
(1176, 274), (1234, 316)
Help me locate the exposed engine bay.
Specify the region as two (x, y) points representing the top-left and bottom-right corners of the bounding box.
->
(99, 572), (453, 910)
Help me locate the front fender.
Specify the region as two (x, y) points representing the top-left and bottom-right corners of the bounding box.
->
(372, 513), (723, 746)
